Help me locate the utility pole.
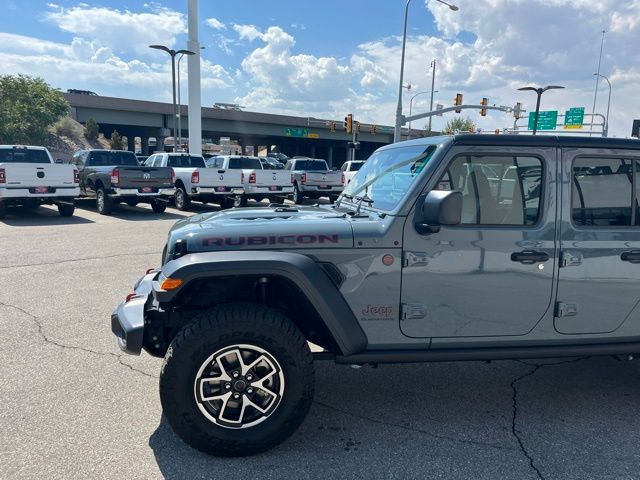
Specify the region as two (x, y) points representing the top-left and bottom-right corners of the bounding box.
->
(428, 59), (436, 132)
(187, 0), (202, 155)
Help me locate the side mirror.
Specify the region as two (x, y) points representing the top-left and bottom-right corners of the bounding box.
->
(416, 190), (462, 233)
(55, 158), (64, 164)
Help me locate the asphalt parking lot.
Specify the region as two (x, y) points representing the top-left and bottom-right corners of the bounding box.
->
(2, 199), (640, 480)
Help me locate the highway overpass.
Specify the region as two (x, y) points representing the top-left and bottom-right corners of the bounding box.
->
(65, 93), (401, 166)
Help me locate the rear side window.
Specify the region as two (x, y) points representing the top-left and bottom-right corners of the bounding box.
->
(437, 155), (543, 226)
(0, 149), (50, 163)
(350, 162), (364, 171)
(572, 158), (637, 227)
(88, 151), (138, 166)
(228, 157), (261, 169)
(167, 155), (206, 168)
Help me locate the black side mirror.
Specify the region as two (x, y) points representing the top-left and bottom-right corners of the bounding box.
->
(416, 190), (462, 234)
(55, 158), (64, 164)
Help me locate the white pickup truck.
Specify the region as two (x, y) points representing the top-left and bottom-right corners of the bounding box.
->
(145, 152), (242, 210)
(206, 155), (293, 207)
(0, 145), (79, 219)
(284, 157), (344, 204)
(340, 160), (366, 186)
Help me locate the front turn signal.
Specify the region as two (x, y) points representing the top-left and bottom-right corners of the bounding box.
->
(160, 277), (183, 290)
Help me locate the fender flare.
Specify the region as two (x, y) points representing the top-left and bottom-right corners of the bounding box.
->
(154, 251), (368, 356)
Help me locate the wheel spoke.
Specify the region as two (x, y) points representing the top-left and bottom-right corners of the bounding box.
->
(243, 354), (267, 376)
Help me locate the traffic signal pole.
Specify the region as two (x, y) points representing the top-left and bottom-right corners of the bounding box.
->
(402, 104), (513, 125)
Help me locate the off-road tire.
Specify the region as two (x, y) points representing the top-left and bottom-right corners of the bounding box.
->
(96, 187), (113, 215)
(57, 203), (75, 217)
(175, 186), (191, 211)
(160, 303), (314, 457)
(151, 199), (167, 214)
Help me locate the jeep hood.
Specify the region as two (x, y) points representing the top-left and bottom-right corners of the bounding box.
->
(167, 205), (354, 254)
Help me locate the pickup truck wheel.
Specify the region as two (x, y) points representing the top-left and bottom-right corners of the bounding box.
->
(220, 197), (234, 209)
(233, 195), (247, 208)
(160, 303), (314, 457)
(151, 199), (167, 214)
(96, 188), (113, 215)
(0, 202), (6, 219)
(292, 185), (304, 204)
(57, 203), (75, 217)
(175, 187), (191, 211)
(269, 195), (284, 205)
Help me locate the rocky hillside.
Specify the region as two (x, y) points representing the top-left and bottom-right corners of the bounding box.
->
(45, 118), (110, 162)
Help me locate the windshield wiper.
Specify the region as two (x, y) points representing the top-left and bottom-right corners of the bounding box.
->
(354, 194), (374, 216)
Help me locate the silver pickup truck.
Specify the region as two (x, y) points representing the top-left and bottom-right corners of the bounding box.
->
(284, 157), (344, 204)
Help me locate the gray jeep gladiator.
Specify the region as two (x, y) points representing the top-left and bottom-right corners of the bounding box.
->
(112, 134), (640, 456)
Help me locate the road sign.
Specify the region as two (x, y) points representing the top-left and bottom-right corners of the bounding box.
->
(528, 110), (558, 130)
(564, 107), (585, 129)
(284, 127), (318, 138)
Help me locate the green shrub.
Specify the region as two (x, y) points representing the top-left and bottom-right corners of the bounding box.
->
(84, 118), (99, 141)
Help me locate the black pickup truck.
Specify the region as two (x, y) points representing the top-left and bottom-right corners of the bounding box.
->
(71, 150), (175, 214)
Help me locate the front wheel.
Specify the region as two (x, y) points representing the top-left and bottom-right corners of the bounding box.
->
(96, 188), (113, 215)
(233, 195), (248, 208)
(57, 203), (75, 217)
(160, 304), (314, 457)
(175, 186), (191, 211)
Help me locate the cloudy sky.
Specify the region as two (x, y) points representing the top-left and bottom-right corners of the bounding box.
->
(0, 0), (638, 136)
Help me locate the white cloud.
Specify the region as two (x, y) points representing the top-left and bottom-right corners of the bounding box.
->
(233, 24), (264, 42)
(206, 17), (226, 31)
(45, 4), (186, 55)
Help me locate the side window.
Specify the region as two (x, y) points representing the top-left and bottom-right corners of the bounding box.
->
(154, 155), (165, 167)
(437, 155), (543, 226)
(144, 155), (155, 167)
(341, 163), (348, 172)
(572, 158), (635, 227)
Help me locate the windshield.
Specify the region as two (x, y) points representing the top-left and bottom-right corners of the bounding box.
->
(167, 155), (206, 168)
(294, 160), (328, 171)
(341, 144), (438, 211)
(89, 151), (137, 166)
(0, 148), (50, 163)
(228, 157), (262, 169)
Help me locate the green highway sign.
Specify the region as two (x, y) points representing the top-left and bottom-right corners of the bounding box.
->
(528, 110), (558, 130)
(285, 127), (310, 137)
(564, 107), (585, 129)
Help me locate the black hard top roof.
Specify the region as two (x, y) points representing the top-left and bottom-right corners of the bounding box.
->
(451, 134), (640, 149)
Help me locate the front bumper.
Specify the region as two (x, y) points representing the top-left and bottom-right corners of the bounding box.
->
(111, 271), (157, 355)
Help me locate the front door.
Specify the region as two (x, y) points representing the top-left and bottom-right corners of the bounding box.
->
(400, 147), (558, 338)
(555, 150), (640, 334)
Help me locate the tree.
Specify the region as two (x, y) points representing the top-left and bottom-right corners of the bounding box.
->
(443, 117), (477, 134)
(0, 74), (69, 145)
(109, 130), (124, 150)
(84, 118), (99, 141)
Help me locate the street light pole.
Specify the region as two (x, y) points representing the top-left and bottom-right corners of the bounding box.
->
(409, 90), (438, 139)
(517, 85), (565, 135)
(394, 0), (412, 143)
(149, 45), (195, 152)
(427, 59), (436, 132)
(591, 30), (606, 133)
(594, 72), (612, 137)
(177, 53), (185, 151)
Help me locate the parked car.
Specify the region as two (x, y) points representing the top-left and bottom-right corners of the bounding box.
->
(0, 145), (79, 218)
(266, 152), (289, 165)
(285, 157), (344, 204)
(340, 160), (365, 185)
(71, 149), (174, 215)
(206, 155), (293, 207)
(146, 152), (242, 210)
(113, 134), (640, 457)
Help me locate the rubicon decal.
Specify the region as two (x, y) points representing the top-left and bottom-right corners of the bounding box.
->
(202, 234), (340, 247)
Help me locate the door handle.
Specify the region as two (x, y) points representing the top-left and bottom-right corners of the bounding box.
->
(510, 250), (550, 264)
(621, 250), (640, 263)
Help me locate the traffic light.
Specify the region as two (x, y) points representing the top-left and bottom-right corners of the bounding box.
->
(454, 93), (463, 113)
(344, 114), (353, 134)
(355, 122), (361, 134)
(514, 102), (523, 119)
(330, 121), (336, 132)
(480, 97), (488, 116)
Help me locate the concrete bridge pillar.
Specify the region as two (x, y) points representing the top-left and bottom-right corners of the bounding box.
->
(141, 137), (149, 156)
(310, 145), (316, 158)
(327, 146), (333, 168)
